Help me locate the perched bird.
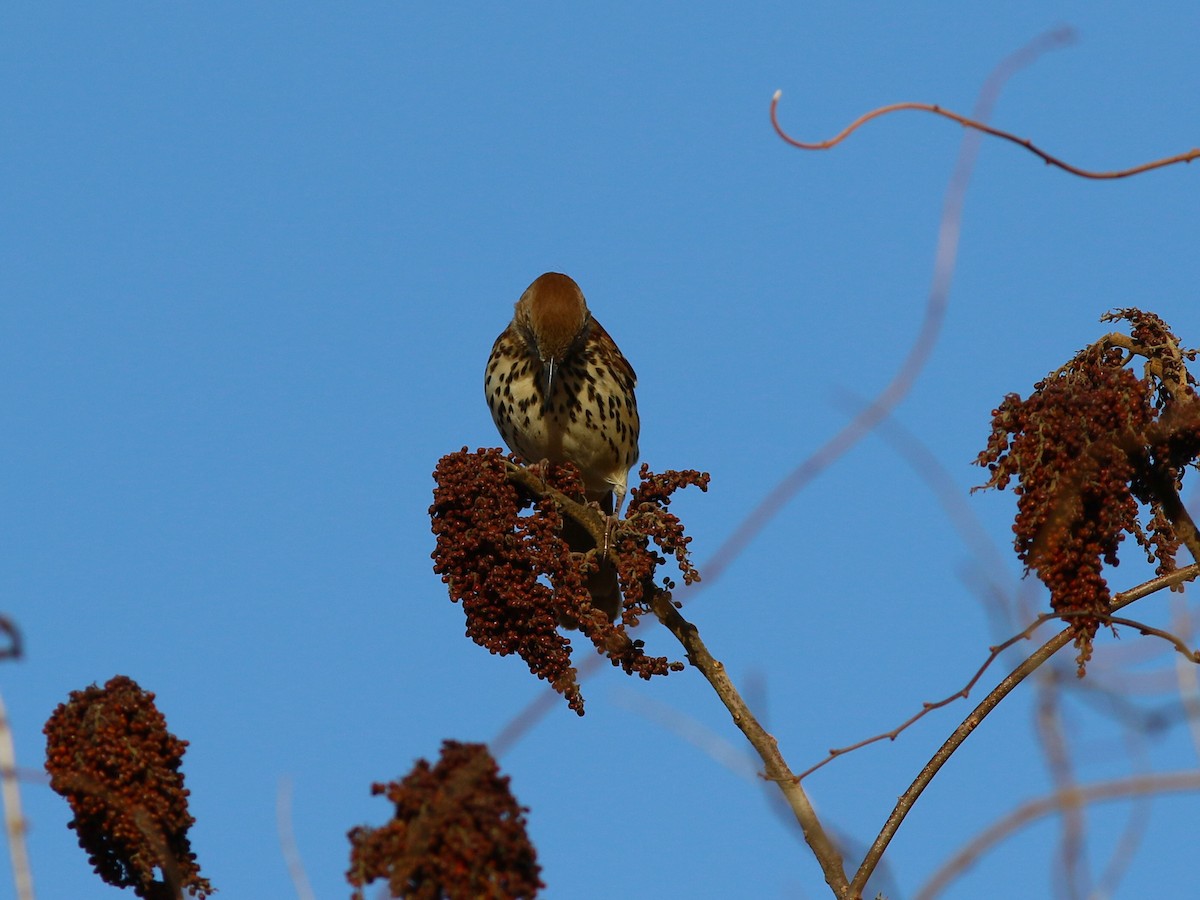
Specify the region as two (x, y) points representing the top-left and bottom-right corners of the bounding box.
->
(485, 272), (640, 621)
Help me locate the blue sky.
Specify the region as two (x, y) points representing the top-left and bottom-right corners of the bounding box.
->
(2, 4), (1198, 898)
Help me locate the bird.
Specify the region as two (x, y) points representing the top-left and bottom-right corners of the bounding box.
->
(485, 272), (640, 621)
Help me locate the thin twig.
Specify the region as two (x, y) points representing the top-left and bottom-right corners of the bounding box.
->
(1034, 676), (1087, 899)
(1169, 591), (1200, 762)
(699, 26), (1073, 592)
(1103, 614), (1200, 663)
(770, 69), (1200, 180)
(858, 630), (1057, 896)
(849, 563), (1200, 896)
(610, 688), (760, 781)
(1091, 732), (1154, 900)
(649, 590), (850, 896)
(0, 688), (34, 900)
(503, 460), (609, 548)
(797, 615), (1054, 780)
(914, 771), (1200, 900)
(276, 776), (315, 900)
(834, 389), (1018, 631)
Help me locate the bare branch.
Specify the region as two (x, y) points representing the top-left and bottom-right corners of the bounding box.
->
(1033, 678), (1086, 898)
(1169, 592), (1200, 762)
(699, 26), (1073, 592)
(276, 777), (315, 900)
(503, 459), (609, 548)
(849, 563), (1200, 896)
(915, 771), (1200, 900)
(1103, 615), (1200, 663)
(0, 688), (33, 900)
(649, 590), (850, 896)
(797, 615), (1054, 780)
(770, 68), (1200, 181)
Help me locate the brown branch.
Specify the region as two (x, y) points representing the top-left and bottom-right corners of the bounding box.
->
(771, 22), (1075, 157)
(700, 30), (1070, 595)
(914, 771), (1200, 900)
(649, 590), (850, 896)
(1102, 614), (1200, 663)
(848, 563), (1200, 897)
(502, 460), (609, 548)
(796, 598), (1199, 784)
(770, 92), (1200, 181)
(1099, 331), (1193, 400)
(796, 615), (1055, 780)
(1151, 478), (1200, 565)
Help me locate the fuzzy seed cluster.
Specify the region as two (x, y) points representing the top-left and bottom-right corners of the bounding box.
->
(347, 741), (542, 900)
(976, 309), (1200, 671)
(430, 449), (704, 713)
(43, 675), (212, 899)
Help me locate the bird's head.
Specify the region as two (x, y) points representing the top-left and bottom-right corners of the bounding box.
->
(514, 272), (591, 395)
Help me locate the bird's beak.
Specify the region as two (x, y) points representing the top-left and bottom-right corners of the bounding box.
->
(542, 356), (558, 397)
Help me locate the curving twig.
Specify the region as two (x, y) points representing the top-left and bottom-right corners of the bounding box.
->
(276, 776), (315, 900)
(915, 770), (1200, 900)
(770, 87), (1200, 180)
(1103, 614), (1200, 663)
(699, 26), (1074, 591)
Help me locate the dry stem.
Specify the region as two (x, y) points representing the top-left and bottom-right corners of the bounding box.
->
(0, 688), (33, 900)
(797, 616), (1054, 780)
(648, 591), (850, 896)
(770, 92), (1200, 180)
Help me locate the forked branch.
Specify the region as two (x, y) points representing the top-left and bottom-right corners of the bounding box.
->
(849, 564), (1200, 897)
(796, 614), (1059, 780)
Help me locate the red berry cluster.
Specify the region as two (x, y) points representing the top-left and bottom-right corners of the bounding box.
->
(43, 675), (212, 899)
(976, 309), (1200, 671)
(429, 449), (704, 713)
(347, 741), (542, 900)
